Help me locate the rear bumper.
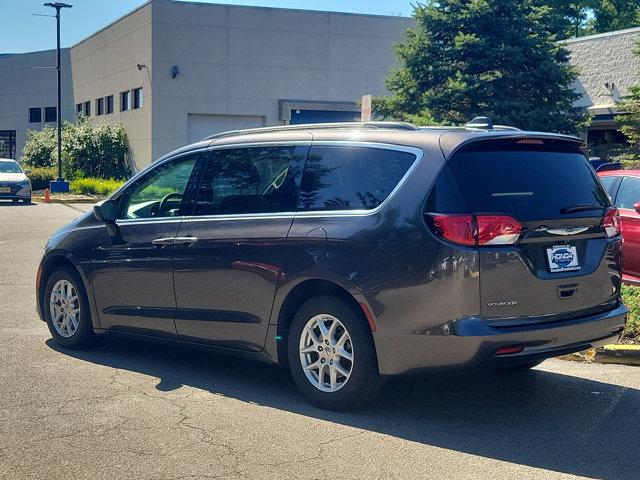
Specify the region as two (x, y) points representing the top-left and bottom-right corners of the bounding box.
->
(374, 304), (628, 376)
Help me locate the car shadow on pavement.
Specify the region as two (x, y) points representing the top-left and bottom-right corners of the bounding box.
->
(48, 337), (638, 480)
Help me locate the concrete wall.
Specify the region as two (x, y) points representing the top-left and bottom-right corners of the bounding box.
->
(69, 2), (153, 170)
(567, 27), (640, 109)
(0, 49), (73, 158)
(0, 0), (413, 169)
(150, 0), (413, 161)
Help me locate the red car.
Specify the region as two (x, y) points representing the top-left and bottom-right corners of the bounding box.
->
(598, 170), (640, 284)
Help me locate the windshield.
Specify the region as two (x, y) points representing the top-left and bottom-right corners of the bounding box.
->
(0, 161), (22, 174)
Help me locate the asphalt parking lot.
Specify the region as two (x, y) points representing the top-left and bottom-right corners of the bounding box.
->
(1, 201), (639, 480)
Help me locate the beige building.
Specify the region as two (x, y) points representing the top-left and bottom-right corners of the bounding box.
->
(0, 0), (412, 170)
(566, 27), (640, 148)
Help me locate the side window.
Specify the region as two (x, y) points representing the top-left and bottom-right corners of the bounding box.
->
(616, 176), (640, 210)
(599, 175), (617, 197)
(193, 146), (299, 216)
(118, 155), (198, 219)
(298, 146), (416, 211)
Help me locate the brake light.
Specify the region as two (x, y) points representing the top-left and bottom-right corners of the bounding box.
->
(429, 214), (522, 246)
(476, 215), (523, 245)
(432, 214), (475, 246)
(602, 207), (620, 238)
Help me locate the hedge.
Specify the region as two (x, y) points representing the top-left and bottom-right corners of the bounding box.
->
(69, 178), (125, 197)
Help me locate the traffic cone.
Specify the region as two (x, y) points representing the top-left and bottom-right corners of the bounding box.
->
(44, 188), (51, 204)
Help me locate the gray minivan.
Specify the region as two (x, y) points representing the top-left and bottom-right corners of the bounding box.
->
(36, 121), (628, 410)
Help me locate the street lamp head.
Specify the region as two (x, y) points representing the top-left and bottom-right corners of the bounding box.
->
(44, 3), (73, 9)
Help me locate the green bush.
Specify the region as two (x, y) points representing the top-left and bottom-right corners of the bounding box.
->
(21, 116), (131, 180)
(21, 127), (57, 168)
(69, 178), (125, 197)
(621, 285), (640, 339)
(27, 167), (57, 190)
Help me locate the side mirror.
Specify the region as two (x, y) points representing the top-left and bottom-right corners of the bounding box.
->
(93, 200), (117, 223)
(94, 200), (120, 238)
(634, 202), (640, 214)
(24, 169), (31, 175)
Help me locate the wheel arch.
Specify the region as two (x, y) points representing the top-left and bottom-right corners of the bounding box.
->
(37, 253), (97, 328)
(274, 278), (376, 368)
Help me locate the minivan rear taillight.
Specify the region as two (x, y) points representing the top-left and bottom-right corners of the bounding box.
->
(476, 215), (523, 245)
(602, 207), (620, 238)
(429, 214), (523, 246)
(432, 214), (475, 246)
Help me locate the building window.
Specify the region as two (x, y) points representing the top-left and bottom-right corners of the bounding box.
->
(83, 101), (91, 117)
(106, 95), (114, 114)
(44, 107), (57, 123)
(132, 87), (143, 109)
(29, 108), (42, 123)
(76, 103), (83, 116)
(120, 91), (130, 111)
(0, 130), (16, 158)
(96, 97), (104, 116)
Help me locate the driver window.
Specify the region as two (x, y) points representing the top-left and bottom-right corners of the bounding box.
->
(118, 155), (197, 219)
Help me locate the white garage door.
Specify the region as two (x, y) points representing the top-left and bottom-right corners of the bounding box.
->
(187, 114), (266, 144)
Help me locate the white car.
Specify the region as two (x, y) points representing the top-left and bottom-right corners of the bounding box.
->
(0, 158), (31, 204)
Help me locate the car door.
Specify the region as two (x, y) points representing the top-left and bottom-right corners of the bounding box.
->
(614, 175), (640, 280)
(91, 152), (201, 337)
(171, 144), (307, 351)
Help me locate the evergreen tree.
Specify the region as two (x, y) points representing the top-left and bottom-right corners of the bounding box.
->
(589, 0), (640, 33)
(374, 0), (588, 134)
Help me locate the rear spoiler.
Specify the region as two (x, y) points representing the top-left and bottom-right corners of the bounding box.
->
(438, 131), (584, 159)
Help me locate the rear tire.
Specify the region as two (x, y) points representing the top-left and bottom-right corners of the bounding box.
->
(287, 295), (385, 410)
(44, 267), (95, 349)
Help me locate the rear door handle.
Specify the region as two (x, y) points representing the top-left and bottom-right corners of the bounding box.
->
(173, 236), (198, 245)
(152, 237), (174, 246)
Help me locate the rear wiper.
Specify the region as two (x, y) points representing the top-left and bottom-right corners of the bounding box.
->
(559, 204), (604, 214)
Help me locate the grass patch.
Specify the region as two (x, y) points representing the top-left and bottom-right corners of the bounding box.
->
(69, 177), (125, 197)
(621, 285), (640, 339)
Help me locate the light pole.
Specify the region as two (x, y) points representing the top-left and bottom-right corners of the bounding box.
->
(44, 2), (72, 192)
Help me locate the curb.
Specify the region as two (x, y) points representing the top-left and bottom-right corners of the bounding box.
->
(559, 345), (640, 366)
(32, 196), (104, 204)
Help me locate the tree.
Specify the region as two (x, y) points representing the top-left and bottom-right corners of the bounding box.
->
(21, 115), (131, 179)
(373, 0), (588, 134)
(588, 0), (640, 33)
(615, 39), (640, 166)
(536, 0), (595, 38)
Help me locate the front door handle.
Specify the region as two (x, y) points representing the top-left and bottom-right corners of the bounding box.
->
(173, 236), (198, 246)
(152, 237), (175, 246)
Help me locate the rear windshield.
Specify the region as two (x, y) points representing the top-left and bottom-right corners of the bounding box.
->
(449, 148), (610, 221)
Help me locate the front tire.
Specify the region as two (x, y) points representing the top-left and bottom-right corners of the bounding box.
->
(44, 267), (95, 349)
(287, 295), (385, 410)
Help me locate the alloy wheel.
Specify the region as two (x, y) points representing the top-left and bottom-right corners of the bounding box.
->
(49, 279), (81, 338)
(299, 314), (354, 392)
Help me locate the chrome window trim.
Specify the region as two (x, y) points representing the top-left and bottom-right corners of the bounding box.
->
(116, 141), (424, 225)
(116, 217), (185, 226)
(181, 141), (424, 222)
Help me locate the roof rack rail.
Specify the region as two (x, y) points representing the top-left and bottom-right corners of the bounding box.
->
(201, 121), (419, 142)
(464, 116), (520, 131)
